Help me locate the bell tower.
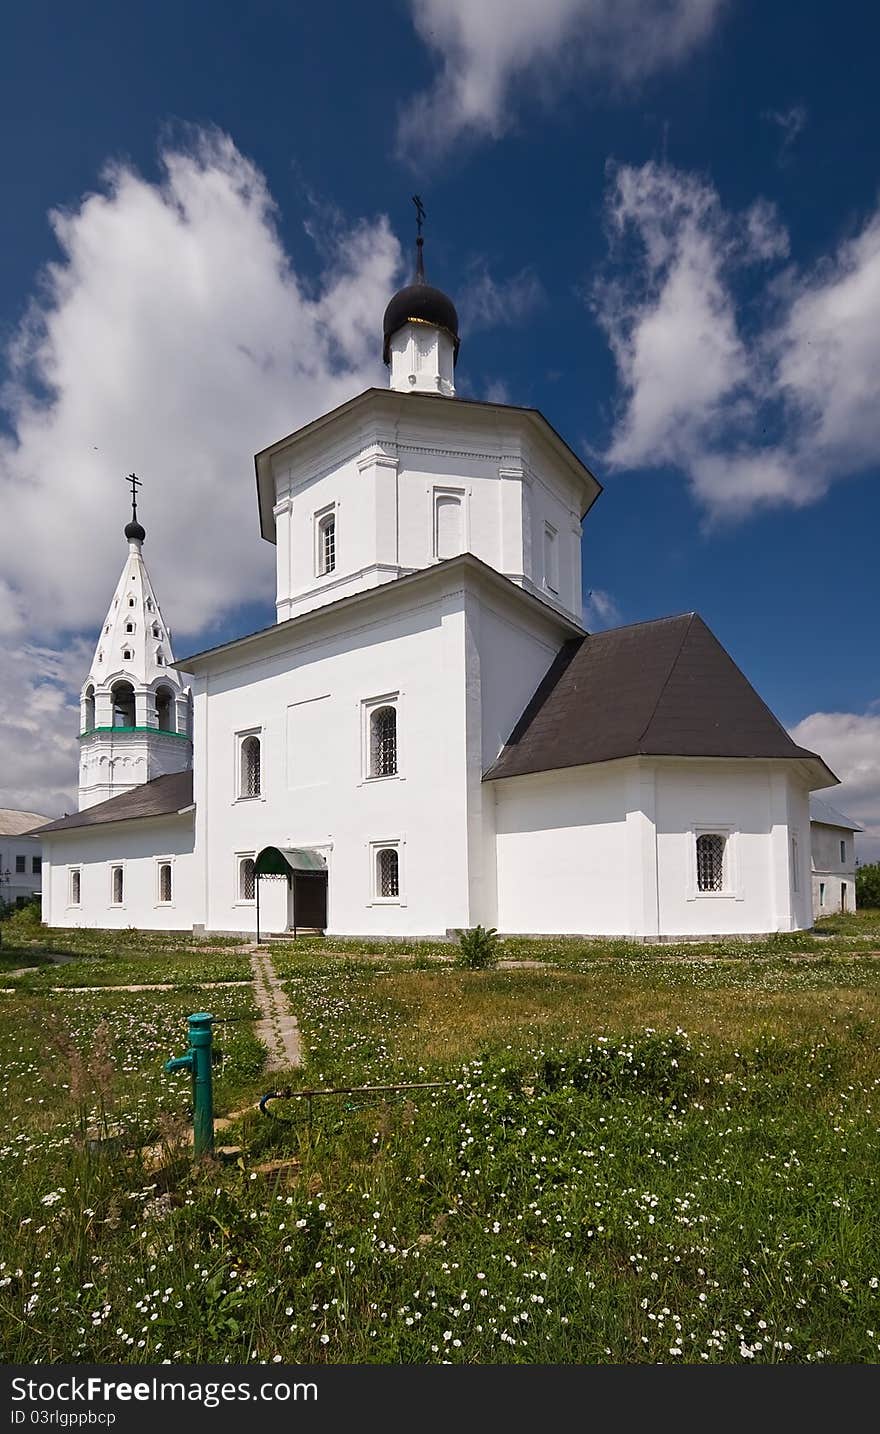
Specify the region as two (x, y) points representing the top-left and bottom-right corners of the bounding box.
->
(77, 478), (193, 810)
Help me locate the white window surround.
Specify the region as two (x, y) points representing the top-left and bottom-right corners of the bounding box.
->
(432, 485), (467, 562)
(791, 834), (800, 894)
(109, 863), (125, 908)
(686, 824), (742, 901)
(156, 857), (174, 907)
(68, 867), (82, 908)
(235, 852), (257, 906)
(368, 838), (405, 906)
(314, 503), (338, 578)
(235, 728), (263, 802)
(543, 522), (559, 595)
(361, 692), (403, 784)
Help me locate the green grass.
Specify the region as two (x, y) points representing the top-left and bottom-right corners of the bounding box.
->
(2, 910), (880, 1363)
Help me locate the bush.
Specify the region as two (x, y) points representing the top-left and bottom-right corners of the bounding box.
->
(457, 924), (499, 968)
(856, 862), (880, 908)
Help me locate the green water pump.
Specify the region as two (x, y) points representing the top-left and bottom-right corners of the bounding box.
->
(164, 1011), (216, 1157)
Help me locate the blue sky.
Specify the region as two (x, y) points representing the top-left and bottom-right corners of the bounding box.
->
(1, 0), (878, 852)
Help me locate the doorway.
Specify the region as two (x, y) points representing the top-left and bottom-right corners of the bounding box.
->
(288, 870), (328, 932)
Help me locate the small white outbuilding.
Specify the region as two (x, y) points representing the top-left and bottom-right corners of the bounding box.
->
(809, 795), (861, 917)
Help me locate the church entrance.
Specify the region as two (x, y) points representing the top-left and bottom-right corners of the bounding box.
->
(254, 846), (328, 939)
(288, 870), (328, 933)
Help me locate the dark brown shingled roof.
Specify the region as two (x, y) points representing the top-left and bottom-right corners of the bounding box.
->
(484, 613), (835, 782)
(29, 771), (193, 836)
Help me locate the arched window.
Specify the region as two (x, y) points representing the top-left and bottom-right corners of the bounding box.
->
(111, 865), (124, 904)
(377, 847), (399, 899)
(124, 621), (135, 634)
(239, 856), (256, 901)
(69, 868), (81, 905)
(317, 510), (336, 575)
(696, 833), (725, 892)
(122, 648), (133, 662)
(83, 685), (95, 732)
(157, 862), (172, 903)
(240, 735), (261, 797)
(111, 681), (135, 727)
(155, 687), (175, 733)
(370, 706), (397, 777)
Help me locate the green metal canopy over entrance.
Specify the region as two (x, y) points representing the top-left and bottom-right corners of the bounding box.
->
(255, 846), (327, 877)
(253, 847), (328, 940)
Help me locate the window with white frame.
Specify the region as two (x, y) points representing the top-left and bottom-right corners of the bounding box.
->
(157, 861), (172, 904)
(316, 508), (336, 576)
(696, 833), (725, 892)
(69, 868), (81, 906)
(238, 855), (256, 902)
(791, 833), (800, 893)
(819, 881), (826, 907)
(238, 732), (261, 798)
(543, 523), (559, 594)
(15, 854), (25, 873)
(840, 838), (847, 864)
(370, 705), (397, 778)
(434, 490), (463, 560)
(375, 845), (400, 900)
(110, 865), (124, 905)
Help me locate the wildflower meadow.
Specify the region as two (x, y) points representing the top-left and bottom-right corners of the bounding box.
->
(1, 905), (879, 1364)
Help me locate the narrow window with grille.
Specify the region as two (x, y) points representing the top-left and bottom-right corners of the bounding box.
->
(240, 734), (261, 797)
(158, 862), (172, 903)
(370, 706), (397, 777)
(239, 856), (256, 901)
(695, 833), (725, 892)
(111, 865), (124, 904)
(377, 847), (399, 899)
(69, 869), (81, 905)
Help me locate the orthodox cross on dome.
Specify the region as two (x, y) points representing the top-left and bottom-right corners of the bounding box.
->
(412, 194), (426, 281)
(124, 472), (146, 543)
(126, 471), (142, 519)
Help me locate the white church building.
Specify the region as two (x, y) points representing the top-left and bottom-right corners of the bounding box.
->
(33, 238), (839, 940)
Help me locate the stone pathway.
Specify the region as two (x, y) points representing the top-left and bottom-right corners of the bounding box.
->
(250, 948), (302, 1070)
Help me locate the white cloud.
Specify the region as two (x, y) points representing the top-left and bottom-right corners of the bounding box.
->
(398, 0), (726, 160)
(595, 160), (880, 520)
(484, 378), (512, 406)
(458, 263), (544, 333)
(583, 588), (622, 629)
(0, 129), (401, 814)
(789, 710), (880, 864)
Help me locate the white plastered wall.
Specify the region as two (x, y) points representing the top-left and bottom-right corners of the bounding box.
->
(492, 758), (814, 938)
(190, 564), (576, 937)
(41, 816), (195, 930)
(810, 823), (858, 916)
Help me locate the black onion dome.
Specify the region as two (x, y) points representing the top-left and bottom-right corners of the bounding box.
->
(382, 282), (460, 365)
(125, 518), (146, 542)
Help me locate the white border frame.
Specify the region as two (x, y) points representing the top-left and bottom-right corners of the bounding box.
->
(361, 691), (403, 784)
(234, 850), (257, 907)
(543, 521), (559, 595)
(155, 855), (175, 908)
(109, 862), (125, 909)
(67, 866), (82, 909)
(314, 502), (338, 578)
(432, 484), (468, 561)
(686, 824), (742, 901)
(234, 726), (264, 803)
(368, 838), (406, 906)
